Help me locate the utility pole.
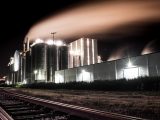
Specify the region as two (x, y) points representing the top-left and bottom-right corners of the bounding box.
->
(51, 32), (56, 42)
(51, 32), (59, 70)
(49, 32), (57, 82)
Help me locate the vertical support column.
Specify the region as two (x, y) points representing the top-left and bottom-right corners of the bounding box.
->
(56, 46), (59, 71)
(76, 68), (78, 82)
(146, 55), (149, 76)
(115, 60), (117, 80)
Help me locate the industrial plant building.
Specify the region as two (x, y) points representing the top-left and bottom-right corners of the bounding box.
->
(68, 38), (98, 68)
(7, 37), (160, 84)
(55, 52), (160, 83)
(7, 38), (98, 84)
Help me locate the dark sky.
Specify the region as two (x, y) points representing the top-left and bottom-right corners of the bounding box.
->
(0, 0), (160, 77)
(0, 0), (85, 77)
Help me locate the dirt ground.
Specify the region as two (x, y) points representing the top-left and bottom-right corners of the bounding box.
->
(8, 88), (160, 120)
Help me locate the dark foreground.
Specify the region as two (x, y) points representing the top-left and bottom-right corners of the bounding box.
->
(8, 88), (160, 120)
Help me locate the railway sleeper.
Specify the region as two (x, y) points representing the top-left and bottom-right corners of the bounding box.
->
(1, 102), (24, 106)
(13, 113), (56, 120)
(4, 104), (30, 109)
(5, 107), (33, 111)
(10, 109), (45, 116)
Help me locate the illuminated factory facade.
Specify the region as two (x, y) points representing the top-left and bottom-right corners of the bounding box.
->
(7, 38), (98, 84)
(68, 38), (98, 68)
(55, 52), (160, 83)
(7, 37), (160, 84)
(26, 39), (68, 83)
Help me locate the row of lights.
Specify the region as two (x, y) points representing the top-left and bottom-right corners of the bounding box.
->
(31, 38), (66, 47)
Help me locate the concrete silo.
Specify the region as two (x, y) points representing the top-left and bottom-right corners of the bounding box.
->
(31, 43), (47, 82)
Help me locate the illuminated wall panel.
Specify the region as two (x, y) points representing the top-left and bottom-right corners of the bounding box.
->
(56, 52), (160, 82)
(77, 65), (94, 82)
(94, 61), (116, 80)
(55, 70), (65, 83)
(68, 38), (98, 68)
(148, 53), (160, 76)
(123, 67), (139, 79)
(116, 56), (148, 79)
(64, 68), (77, 82)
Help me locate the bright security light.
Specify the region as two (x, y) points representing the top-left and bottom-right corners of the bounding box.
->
(31, 38), (44, 47)
(46, 39), (54, 45)
(127, 61), (133, 68)
(81, 69), (91, 82)
(34, 70), (38, 74)
(69, 50), (80, 56)
(35, 38), (44, 44)
(6, 80), (9, 85)
(69, 50), (74, 54)
(54, 40), (63, 46)
(23, 79), (27, 84)
(55, 74), (63, 83)
(124, 67), (138, 79)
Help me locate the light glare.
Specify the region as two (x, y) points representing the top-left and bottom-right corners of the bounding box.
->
(34, 70), (38, 74)
(35, 38), (44, 43)
(124, 67), (138, 79)
(23, 79), (27, 84)
(81, 70), (91, 82)
(127, 61), (133, 67)
(46, 39), (54, 45)
(54, 40), (63, 46)
(6, 80), (9, 85)
(55, 74), (64, 83)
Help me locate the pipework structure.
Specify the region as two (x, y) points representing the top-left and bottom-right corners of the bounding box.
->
(8, 37), (99, 84)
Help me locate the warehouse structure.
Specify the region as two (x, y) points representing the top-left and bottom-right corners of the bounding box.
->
(8, 38), (97, 84)
(7, 37), (160, 84)
(55, 52), (160, 83)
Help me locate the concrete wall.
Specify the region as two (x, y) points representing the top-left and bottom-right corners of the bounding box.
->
(116, 55), (148, 79)
(77, 65), (94, 82)
(94, 61), (116, 80)
(55, 70), (65, 83)
(64, 68), (77, 82)
(148, 53), (160, 76)
(55, 52), (160, 83)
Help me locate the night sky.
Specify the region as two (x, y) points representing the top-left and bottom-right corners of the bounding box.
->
(0, 0), (160, 77)
(0, 0), (84, 77)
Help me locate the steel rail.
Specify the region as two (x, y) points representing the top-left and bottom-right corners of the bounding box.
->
(0, 107), (13, 120)
(1, 89), (147, 120)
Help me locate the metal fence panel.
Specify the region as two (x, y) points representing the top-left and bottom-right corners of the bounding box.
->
(55, 52), (160, 82)
(64, 68), (77, 82)
(148, 53), (160, 76)
(55, 70), (65, 83)
(116, 56), (148, 79)
(77, 65), (94, 82)
(94, 61), (115, 80)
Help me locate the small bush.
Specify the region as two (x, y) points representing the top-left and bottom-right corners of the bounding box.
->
(0, 83), (15, 87)
(20, 76), (160, 91)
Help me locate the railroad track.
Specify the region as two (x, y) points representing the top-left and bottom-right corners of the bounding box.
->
(0, 89), (146, 120)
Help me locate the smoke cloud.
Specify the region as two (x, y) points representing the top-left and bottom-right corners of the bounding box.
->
(141, 40), (156, 55)
(26, 0), (160, 42)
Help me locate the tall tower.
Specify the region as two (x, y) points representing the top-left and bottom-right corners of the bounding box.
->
(68, 38), (98, 68)
(31, 43), (47, 82)
(29, 38), (68, 83)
